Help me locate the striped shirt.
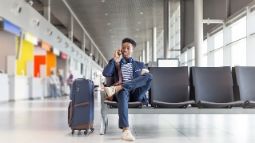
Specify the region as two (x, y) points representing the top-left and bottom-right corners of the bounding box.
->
(121, 63), (133, 82)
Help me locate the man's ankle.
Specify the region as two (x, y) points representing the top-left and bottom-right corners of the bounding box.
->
(115, 85), (123, 93)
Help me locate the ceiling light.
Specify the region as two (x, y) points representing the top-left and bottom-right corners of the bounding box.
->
(32, 19), (40, 27)
(136, 28), (140, 31)
(46, 29), (53, 36)
(107, 22), (111, 26)
(140, 12), (144, 15)
(13, 4), (22, 14)
(27, 0), (34, 6)
(56, 36), (62, 43)
(137, 21), (141, 25)
(105, 13), (108, 16)
(101, 0), (105, 3)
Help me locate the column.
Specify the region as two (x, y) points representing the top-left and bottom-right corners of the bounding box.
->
(152, 27), (157, 62)
(163, 0), (170, 58)
(68, 16), (74, 42)
(194, 0), (203, 66)
(146, 41), (150, 63)
(142, 48), (146, 63)
(43, 0), (51, 22)
(90, 43), (94, 57)
(82, 33), (86, 52)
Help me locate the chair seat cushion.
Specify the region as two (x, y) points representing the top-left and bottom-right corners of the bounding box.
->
(104, 100), (143, 108)
(197, 100), (244, 108)
(152, 100), (195, 108)
(244, 100), (255, 108)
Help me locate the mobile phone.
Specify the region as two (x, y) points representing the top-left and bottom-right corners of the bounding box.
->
(117, 50), (122, 56)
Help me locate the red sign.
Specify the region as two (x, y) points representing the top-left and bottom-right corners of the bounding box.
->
(61, 52), (68, 60)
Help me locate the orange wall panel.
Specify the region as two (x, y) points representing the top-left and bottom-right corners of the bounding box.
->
(46, 51), (56, 76)
(34, 56), (46, 77)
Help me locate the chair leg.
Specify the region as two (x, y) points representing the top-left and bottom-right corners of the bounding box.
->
(100, 110), (108, 135)
(100, 91), (108, 135)
(100, 115), (106, 135)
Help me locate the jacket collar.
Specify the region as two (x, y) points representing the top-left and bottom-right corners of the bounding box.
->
(120, 57), (133, 64)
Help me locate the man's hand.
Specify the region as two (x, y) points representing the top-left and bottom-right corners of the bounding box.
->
(113, 48), (122, 63)
(141, 68), (149, 75)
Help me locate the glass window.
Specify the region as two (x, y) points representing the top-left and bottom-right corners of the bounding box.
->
(180, 51), (187, 66)
(214, 31), (223, 50)
(231, 39), (246, 66)
(186, 47), (195, 66)
(230, 16), (246, 42)
(202, 39), (208, 66)
(248, 11), (255, 34)
(213, 31), (223, 66)
(214, 48), (223, 66)
(192, 47), (195, 60)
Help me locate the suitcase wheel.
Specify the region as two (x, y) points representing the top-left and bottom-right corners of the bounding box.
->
(90, 128), (94, 133)
(71, 130), (74, 135)
(84, 130), (88, 135)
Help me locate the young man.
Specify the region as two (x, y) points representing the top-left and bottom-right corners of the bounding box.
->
(103, 38), (152, 141)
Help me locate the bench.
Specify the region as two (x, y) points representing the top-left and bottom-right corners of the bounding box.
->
(99, 66), (255, 135)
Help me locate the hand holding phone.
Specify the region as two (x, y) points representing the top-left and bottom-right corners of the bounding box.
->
(117, 50), (122, 56)
(113, 48), (122, 63)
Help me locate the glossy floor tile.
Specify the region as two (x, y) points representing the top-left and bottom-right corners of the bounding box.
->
(1, 97), (255, 143)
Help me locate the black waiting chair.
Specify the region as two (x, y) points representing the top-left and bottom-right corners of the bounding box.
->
(191, 67), (243, 108)
(103, 77), (143, 108)
(149, 67), (195, 108)
(233, 66), (255, 108)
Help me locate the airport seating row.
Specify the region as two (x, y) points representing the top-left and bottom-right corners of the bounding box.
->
(99, 66), (255, 134)
(103, 66), (255, 108)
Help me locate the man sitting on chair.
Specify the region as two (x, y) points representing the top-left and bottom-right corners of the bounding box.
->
(103, 38), (152, 141)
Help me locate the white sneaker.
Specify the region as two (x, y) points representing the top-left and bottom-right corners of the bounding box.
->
(104, 86), (116, 98)
(121, 130), (135, 141)
(141, 68), (149, 75)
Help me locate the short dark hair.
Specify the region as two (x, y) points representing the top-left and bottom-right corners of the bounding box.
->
(122, 38), (136, 47)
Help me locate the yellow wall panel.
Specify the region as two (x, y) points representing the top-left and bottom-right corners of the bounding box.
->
(16, 40), (34, 75)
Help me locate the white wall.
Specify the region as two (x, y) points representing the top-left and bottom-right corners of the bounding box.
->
(0, 31), (16, 73)
(14, 76), (29, 100)
(30, 78), (44, 99)
(0, 74), (9, 102)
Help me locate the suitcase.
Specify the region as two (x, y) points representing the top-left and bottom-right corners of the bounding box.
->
(68, 78), (94, 135)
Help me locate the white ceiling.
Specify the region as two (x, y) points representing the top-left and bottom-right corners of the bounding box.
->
(49, 0), (164, 60)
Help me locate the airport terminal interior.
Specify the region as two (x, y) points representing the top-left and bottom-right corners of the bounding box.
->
(1, 0), (255, 142)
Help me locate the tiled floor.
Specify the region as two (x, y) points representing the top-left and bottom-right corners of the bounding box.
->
(1, 97), (255, 143)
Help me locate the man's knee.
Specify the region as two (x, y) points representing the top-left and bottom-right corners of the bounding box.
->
(144, 73), (153, 81)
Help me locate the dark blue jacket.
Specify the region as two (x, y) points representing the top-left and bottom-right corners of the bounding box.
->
(102, 58), (144, 84)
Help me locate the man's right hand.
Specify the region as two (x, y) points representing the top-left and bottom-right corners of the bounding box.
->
(113, 48), (122, 63)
